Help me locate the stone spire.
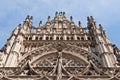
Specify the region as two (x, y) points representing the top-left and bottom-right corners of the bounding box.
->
(78, 21), (82, 28)
(87, 16), (97, 30)
(70, 16), (73, 21)
(55, 12), (58, 16)
(47, 16), (50, 21)
(39, 21), (42, 27)
(63, 12), (65, 16)
(21, 15), (33, 33)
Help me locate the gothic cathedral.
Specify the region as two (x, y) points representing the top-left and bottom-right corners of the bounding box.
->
(0, 12), (120, 80)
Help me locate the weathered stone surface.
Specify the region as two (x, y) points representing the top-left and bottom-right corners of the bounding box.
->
(0, 12), (120, 79)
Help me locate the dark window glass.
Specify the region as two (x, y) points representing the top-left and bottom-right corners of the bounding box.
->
(67, 37), (69, 40)
(46, 37), (49, 40)
(71, 37), (74, 40)
(35, 37), (38, 40)
(29, 37), (32, 40)
(77, 37), (80, 40)
(39, 37), (42, 40)
(87, 37), (90, 40)
(81, 37), (84, 40)
(60, 37), (63, 40)
(56, 37), (59, 40)
(50, 37), (53, 40)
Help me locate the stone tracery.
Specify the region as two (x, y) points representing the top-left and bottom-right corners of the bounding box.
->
(0, 12), (120, 79)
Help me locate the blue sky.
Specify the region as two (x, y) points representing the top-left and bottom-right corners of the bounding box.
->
(0, 0), (120, 49)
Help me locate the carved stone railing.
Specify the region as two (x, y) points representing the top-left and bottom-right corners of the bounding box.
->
(0, 67), (120, 80)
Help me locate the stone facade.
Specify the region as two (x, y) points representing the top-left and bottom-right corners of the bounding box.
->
(0, 12), (120, 80)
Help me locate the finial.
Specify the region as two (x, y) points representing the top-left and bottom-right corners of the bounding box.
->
(90, 16), (94, 21)
(55, 12), (58, 16)
(48, 16), (50, 21)
(70, 16), (73, 21)
(39, 21), (42, 26)
(99, 24), (102, 27)
(30, 16), (33, 20)
(58, 12), (62, 16)
(25, 15), (30, 21)
(26, 15), (30, 19)
(27, 15), (30, 18)
(60, 12), (62, 14)
(99, 24), (103, 29)
(18, 24), (21, 27)
(63, 12), (65, 16)
(78, 21), (81, 27)
(87, 16), (90, 21)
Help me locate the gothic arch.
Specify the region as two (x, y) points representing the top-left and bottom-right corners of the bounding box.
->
(19, 43), (92, 67)
(31, 51), (89, 67)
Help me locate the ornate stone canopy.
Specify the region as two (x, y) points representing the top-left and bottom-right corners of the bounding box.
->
(19, 42), (91, 67)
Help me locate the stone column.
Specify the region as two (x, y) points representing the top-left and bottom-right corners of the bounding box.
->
(5, 34), (23, 67)
(99, 42), (114, 67)
(5, 41), (20, 67)
(56, 52), (62, 80)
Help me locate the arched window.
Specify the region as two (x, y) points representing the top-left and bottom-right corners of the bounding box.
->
(77, 37), (80, 40)
(87, 37), (90, 40)
(26, 37), (28, 40)
(56, 37), (59, 40)
(91, 37), (94, 40)
(67, 37), (70, 40)
(81, 37), (84, 40)
(60, 37), (63, 40)
(39, 37), (42, 40)
(50, 37), (53, 40)
(35, 37), (38, 40)
(46, 37), (49, 40)
(29, 37), (32, 40)
(71, 37), (74, 40)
